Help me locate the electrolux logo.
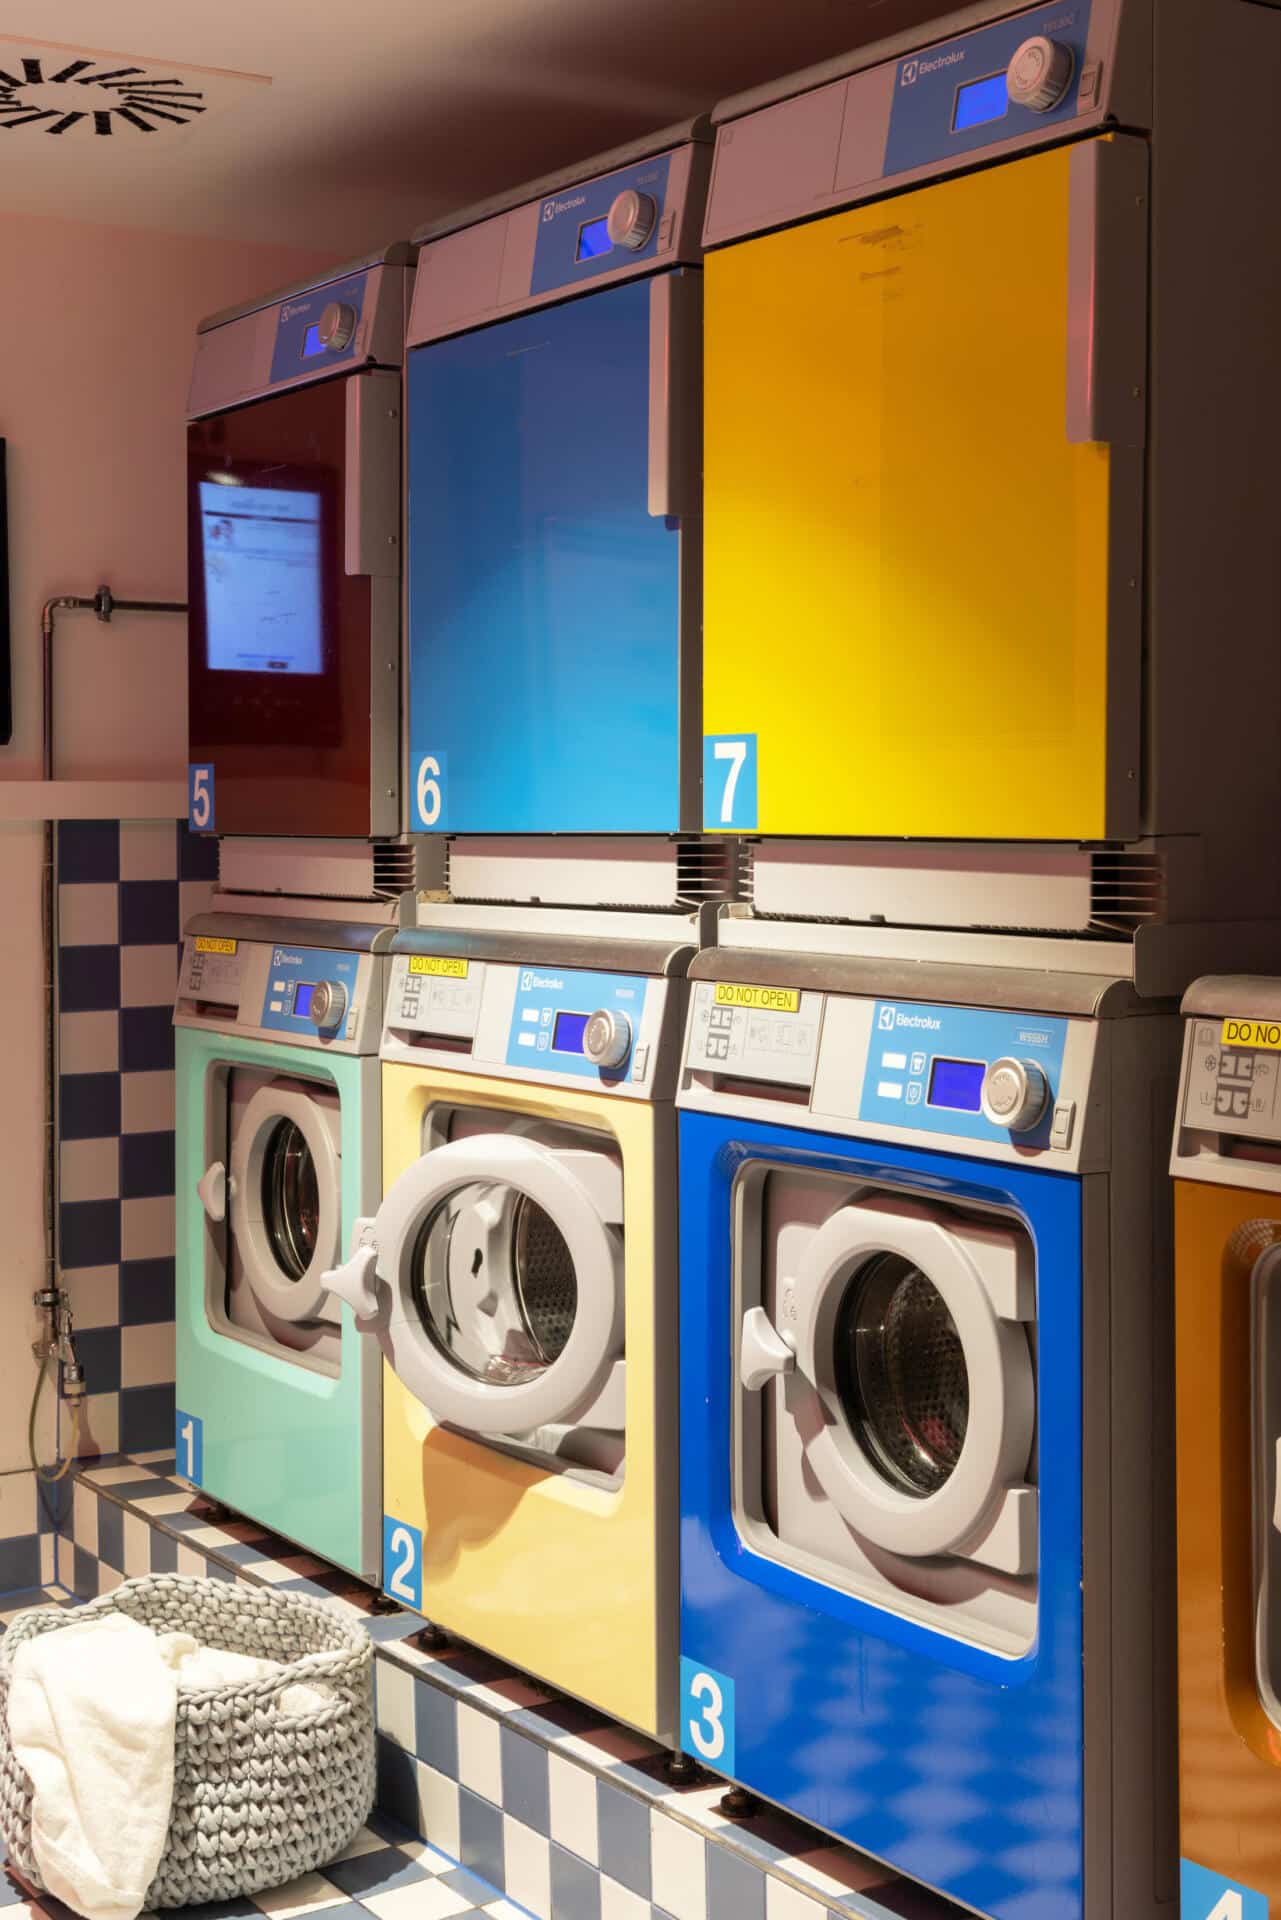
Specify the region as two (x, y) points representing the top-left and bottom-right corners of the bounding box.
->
(273, 948), (304, 967)
(521, 970), (565, 992)
(902, 48), (966, 84)
(281, 300), (312, 323)
(879, 1004), (942, 1033)
(542, 193), (587, 223)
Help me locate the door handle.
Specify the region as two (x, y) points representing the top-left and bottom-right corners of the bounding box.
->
(648, 269), (703, 519)
(345, 369), (400, 577)
(196, 1161), (227, 1223)
(1065, 137), (1148, 447)
(321, 1224), (381, 1321)
(740, 1305), (795, 1392)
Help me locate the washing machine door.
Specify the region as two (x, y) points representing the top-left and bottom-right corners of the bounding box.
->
(1252, 1237), (1281, 1726)
(744, 1195), (1036, 1572)
(330, 1133), (624, 1436)
(224, 1082), (342, 1326)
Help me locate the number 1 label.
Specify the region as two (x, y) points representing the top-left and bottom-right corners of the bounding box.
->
(175, 1410), (203, 1485)
(679, 1656), (736, 1774)
(1181, 1860), (1268, 1920)
(383, 1515), (423, 1611)
(703, 736), (757, 831)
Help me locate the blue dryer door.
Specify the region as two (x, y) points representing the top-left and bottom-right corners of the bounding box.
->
(407, 277), (685, 833)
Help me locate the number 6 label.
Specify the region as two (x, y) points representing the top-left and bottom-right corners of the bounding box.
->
(382, 1515), (423, 1611)
(703, 736), (757, 831)
(679, 1656), (736, 1774)
(413, 752), (447, 830)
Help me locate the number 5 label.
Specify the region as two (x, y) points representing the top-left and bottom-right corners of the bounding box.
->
(679, 1656), (736, 1774)
(413, 752), (447, 830)
(188, 764), (215, 833)
(383, 1515), (423, 1611)
(175, 1410), (203, 1486)
(1181, 1860), (1268, 1920)
(703, 736), (757, 831)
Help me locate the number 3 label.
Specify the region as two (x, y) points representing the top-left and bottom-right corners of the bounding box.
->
(679, 1656), (736, 1773)
(1181, 1860), (1268, 1920)
(413, 752), (447, 830)
(703, 736), (757, 831)
(383, 1515), (423, 1611)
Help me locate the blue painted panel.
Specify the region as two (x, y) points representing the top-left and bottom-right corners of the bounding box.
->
(530, 153), (671, 296)
(1181, 1859), (1268, 1920)
(885, 1), (1093, 177)
(678, 1108), (1084, 1920)
(268, 271), (369, 385)
(859, 999), (1067, 1145)
(505, 965), (646, 1082)
(407, 276), (684, 833)
(257, 945), (359, 1037)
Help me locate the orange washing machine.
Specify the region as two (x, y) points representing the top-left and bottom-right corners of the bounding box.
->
(1174, 978), (1281, 1920)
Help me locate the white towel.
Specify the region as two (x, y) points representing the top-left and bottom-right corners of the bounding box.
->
(8, 1613), (177, 1920)
(155, 1634), (333, 1713)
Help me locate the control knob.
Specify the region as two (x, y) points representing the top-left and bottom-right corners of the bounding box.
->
(583, 1008), (632, 1070)
(981, 1057), (1049, 1133)
(1006, 35), (1076, 112)
(309, 980), (348, 1031)
(606, 189), (657, 253)
(317, 300), (357, 350)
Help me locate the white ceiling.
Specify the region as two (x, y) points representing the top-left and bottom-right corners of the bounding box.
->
(0, 0), (942, 254)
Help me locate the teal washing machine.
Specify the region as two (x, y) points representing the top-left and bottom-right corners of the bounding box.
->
(174, 914), (389, 1578)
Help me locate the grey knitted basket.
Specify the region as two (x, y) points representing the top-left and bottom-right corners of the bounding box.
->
(0, 1575), (375, 1911)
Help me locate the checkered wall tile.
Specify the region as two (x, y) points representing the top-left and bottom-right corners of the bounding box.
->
(55, 820), (217, 1462)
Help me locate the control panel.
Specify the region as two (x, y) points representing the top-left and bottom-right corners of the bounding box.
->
(885, 2), (1093, 177)
(1181, 1016), (1281, 1143)
(259, 945), (361, 1041)
(180, 933), (245, 1006)
(383, 952), (679, 1097)
(174, 933), (384, 1054)
(682, 981), (1083, 1156)
(530, 152), (672, 297)
(268, 269), (370, 386)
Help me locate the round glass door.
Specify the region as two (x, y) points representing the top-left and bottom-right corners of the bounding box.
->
(835, 1253), (970, 1500)
(411, 1180), (579, 1389)
(231, 1082), (341, 1325)
(261, 1117), (323, 1284)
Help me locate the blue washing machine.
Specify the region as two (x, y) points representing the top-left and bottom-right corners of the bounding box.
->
(677, 957), (1179, 1920)
(404, 123), (710, 835)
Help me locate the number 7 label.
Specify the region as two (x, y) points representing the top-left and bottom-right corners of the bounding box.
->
(703, 735), (758, 831)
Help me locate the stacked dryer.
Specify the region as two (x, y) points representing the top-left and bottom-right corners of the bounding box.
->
(674, 3), (1281, 1919)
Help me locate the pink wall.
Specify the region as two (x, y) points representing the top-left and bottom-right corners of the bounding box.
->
(2, 210), (333, 781)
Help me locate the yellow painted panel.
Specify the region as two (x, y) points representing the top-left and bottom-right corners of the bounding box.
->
(704, 141), (1114, 838)
(380, 1062), (674, 1739)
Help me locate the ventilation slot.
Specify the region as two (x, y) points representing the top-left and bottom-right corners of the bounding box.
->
(675, 836), (740, 907)
(373, 838), (420, 902)
(1088, 849), (1167, 933)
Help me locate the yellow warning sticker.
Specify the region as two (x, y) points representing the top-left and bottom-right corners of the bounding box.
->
(714, 983), (800, 1014)
(408, 955), (469, 979)
(1222, 1017), (1281, 1050)
(194, 935), (237, 955)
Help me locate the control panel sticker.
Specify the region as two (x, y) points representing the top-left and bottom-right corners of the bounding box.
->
(195, 936), (238, 956)
(505, 966), (647, 1082)
(409, 956), (469, 979)
(182, 937), (244, 1006)
(680, 1658), (736, 1775)
(1180, 1859), (1267, 1920)
(715, 984), (800, 1014)
(188, 763), (215, 833)
(530, 152), (672, 297)
(268, 270), (369, 386)
(392, 954), (482, 1036)
(176, 1410), (204, 1487)
(884, 1), (1093, 178)
(259, 946), (360, 1040)
(703, 734), (758, 831)
(859, 1001), (1068, 1145)
(1222, 1018), (1281, 1051)
(383, 1516), (423, 1612)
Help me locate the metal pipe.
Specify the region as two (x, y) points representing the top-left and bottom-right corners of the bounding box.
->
(37, 587), (187, 1476)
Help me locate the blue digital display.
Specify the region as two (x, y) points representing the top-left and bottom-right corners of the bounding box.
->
(293, 982), (316, 1018)
(553, 1010), (590, 1054)
(952, 71), (1009, 132)
(928, 1057), (985, 1113)
(301, 322), (326, 359)
(575, 216), (612, 263)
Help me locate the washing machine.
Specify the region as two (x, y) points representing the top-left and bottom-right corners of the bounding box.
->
(677, 955), (1179, 1920)
(174, 915), (389, 1578)
(1172, 978), (1281, 1920)
(697, 0), (1281, 909)
(322, 926), (688, 1737)
(403, 123), (709, 836)
(186, 245), (412, 841)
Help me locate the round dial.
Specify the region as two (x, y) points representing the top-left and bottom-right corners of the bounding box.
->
(309, 980), (348, 1031)
(1006, 35), (1076, 112)
(583, 1008), (632, 1070)
(606, 189), (657, 253)
(317, 300), (357, 350)
(981, 1058), (1049, 1133)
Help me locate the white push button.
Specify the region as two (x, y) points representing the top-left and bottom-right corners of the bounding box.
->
(1050, 1099), (1076, 1151)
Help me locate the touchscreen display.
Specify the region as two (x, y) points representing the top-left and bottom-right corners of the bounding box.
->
(199, 480), (324, 674)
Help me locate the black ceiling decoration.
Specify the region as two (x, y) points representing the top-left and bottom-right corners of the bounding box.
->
(0, 55), (206, 135)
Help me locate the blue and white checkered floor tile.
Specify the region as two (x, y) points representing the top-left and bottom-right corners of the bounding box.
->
(0, 1590), (76, 1631)
(0, 1815), (529, 1920)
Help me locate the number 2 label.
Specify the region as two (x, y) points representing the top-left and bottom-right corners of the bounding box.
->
(679, 1656), (736, 1774)
(1181, 1860), (1268, 1920)
(175, 1410), (203, 1486)
(382, 1515), (423, 1611)
(703, 736), (757, 831)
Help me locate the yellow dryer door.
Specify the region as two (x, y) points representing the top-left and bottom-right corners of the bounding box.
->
(703, 135), (1145, 840)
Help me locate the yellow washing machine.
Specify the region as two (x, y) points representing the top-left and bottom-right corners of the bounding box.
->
(1173, 978), (1281, 1920)
(699, 0), (1281, 866)
(323, 930), (688, 1740)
